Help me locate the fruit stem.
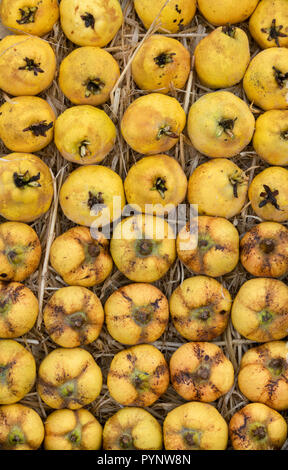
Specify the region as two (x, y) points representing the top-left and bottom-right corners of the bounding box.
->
(222, 24), (236, 38)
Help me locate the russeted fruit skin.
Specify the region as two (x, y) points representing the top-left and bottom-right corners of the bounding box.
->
(37, 348), (102, 410)
(132, 35), (191, 94)
(0, 0), (59, 37)
(0, 340), (36, 405)
(104, 283), (169, 345)
(238, 341), (288, 410)
(253, 110), (288, 166)
(0, 404), (44, 450)
(44, 409), (102, 450)
(243, 47), (288, 110)
(0, 97), (56, 153)
(195, 26), (250, 89)
(231, 278), (288, 342)
(103, 407), (162, 450)
(177, 216), (239, 278)
(249, 0), (288, 49)
(0, 35), (56, 96)
(121, 93), (186, 155)
(197, 0), (259, 26)
(60, 0), (123, 47)
(134, 0), (196, 33)
(163, 402), (228, 450)
(187, 91), (255, 159)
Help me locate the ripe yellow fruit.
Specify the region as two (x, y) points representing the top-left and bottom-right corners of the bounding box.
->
(249, 0), (288, 49)
(163, 401), (228, 450)
(0, 35), (56, 96)
(197, 0), (259, 26)
(0, 404), (44, 450)
(195, 26), (250, 89)
(253, 110), (288, 166)
(103, 407), (162, 450)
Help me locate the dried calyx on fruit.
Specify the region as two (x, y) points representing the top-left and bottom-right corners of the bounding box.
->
(23, 121), (53, 137)
(18, 57), (44, 76)
(259, 185), (281, 210)
(261, 19), (288, 47)
(17, 7), (38, 24)
(13, 171), (41, 189)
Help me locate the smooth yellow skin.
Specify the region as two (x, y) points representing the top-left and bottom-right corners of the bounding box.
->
(134, 0), (196, 33)
(238, 341), (288, 410)
(195, 27), (250, 90)
(107, 344), (169, 407)
(249, 0), (288, 49)
(170, 341), (234, 402)
(37, 348), (103, 410)
(0, 0), (59, 37)
(0, 404), (44, 450)
(0, 153), (53, 223)
(163, 402), (228, 450)
(55, 105), (116, 165)
(124, 154), (187, 216)
(121, 93), (186, 155)
(58, 47), (120, 106)
(169, 276), (232, 342)
(248, 167), (288, 222)
(103, 407), (162, 450)
(44, 409), (102, 450)
(0, 97), (55, 153)
(187, 91), (255, 159)
(229, 403), (287, 451)
(177, 216), (239, 278)
(43, 286), (104, 348)
(0, 222), (41, 283)
(50, 226), (113, 287)
(188, 159), (249, 219)
(105, 283), (169, 345)
(132, 35), (191, 94)
(0, 340), (36, 405)
(197, 0), (259, 26)
(0, 281), (38, 338)
(253, 110), (288, 166)
(110, 214), (176, 283)
(60, 0), (123, 47)
(59, 165), (126, 228)
(243, 48), (288, 111)
(240, 222), (288, 278)
(0, 35), (56, 96)
(231, 278), (288, 343)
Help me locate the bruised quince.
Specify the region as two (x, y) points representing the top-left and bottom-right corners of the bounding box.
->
(37, 347), (102, 410)
(50, 226), (113, 287)
(0, 404), (44, 450)
(132, 35), (191, 94)
(197, 0), (259, 26)
(107, 344), (169, 407)
(0, 35), (56, 96)
(231, 278), (288, 342)
(0, 222), (41, 283)
(124, 154), (187, 216)
(44, 408), (102, 450)
(169, 276), (232, 342)
(163, 401), (228, 450)
(249, 0), (288, 49)
(248, 167), (288, 222)
(0, 281), (38, 338)
(103, 407), (162, 450)
(243, 47), (288, 110)
(240, 222), (288, 278)
(0, 153), (53, 222)
(0, 96), (55, 154)
(0, 339), (36, 405)
(188, 158), (249, 219)
(134, 0), (196, 33)
(229, 403), (287, 451)
(59, 47), (120, 106)
(54, 105), (116, 165)
(253, 110), (288, 166)
(104, 283), (169, 345)
(59, 165), (125, 228)
(187, 91), (255, 159)
(195, 26), (250, 90)
(121, 93), (186, 155)
(60, 0), (123, 47)
(110, 214), (176, 283)
(0, 0), (59, 37)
